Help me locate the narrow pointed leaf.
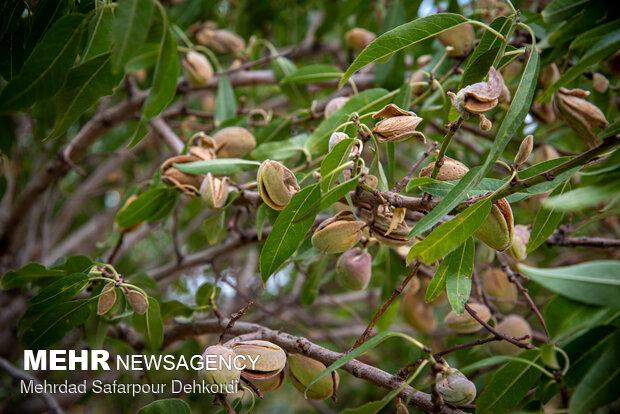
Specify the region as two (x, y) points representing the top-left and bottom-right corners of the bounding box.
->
(445, 237), (475, 314)
(111, 0), (154, 71)
(526, 180), (569, 253)
(143, 26), (179, 119)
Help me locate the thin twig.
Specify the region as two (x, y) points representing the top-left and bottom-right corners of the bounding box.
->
(464, 303), (534, 350)
(497, 253), (549, 342)
(350, 261), (423, 351)
(392, 141), (439, 193)
(218, 301), (254, 344)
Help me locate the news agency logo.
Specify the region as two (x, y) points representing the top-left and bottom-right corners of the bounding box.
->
(23, 349), (259, 371)
(20, 349), (260, 396)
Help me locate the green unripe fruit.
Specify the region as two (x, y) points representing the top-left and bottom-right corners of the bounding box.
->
(288, 354), (339, 400)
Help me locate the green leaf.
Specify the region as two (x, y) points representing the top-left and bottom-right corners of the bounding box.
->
(571, 19), (620, 50)
(409, 166), (481, 238)
(125, 43), (160, 73)
(305, 88), (393, 153)
(459, 16), (514, 89)
(542, 0), (589, 23)
(318, 174), (360, 212)
(271, 57), (311, 106)
(137, 398), (191, 414)
(133, 296), (163, 352)
(541, 27), (620, 101)
(445, 237), (475, 314)
(252, 134), (308, 161)
(405, 176), (437, 192)
(526, 180), (569, 253)
(569, 332), (620, 414)
(519, 261), (620, 308)
(26, 273), (90, 315)
(479, 47), (539, 178)
(320, 138), (355, 192)
(214, 75), (236, 125)
(259, 184), (321, 284)
(203, 210), (226, 245)
(115, 188), (178, 228)
(281, 64), (342, 84)
(82, 7), (114, 61)
(24, 0), (70, 54)
(339, 13), (470, 87)
(22, 299), (92, 350)
(2, 263), (65, 290)
(301, 256), (329, 306)
(408, 198), (491, 265)
(111, 0), (154, 71)
(305, 330), (426, 394)
(425, 256), (449, 302)
(475, 350), (542, 414)
(374, 0), (407, 90)
(143, 26), (179, 119)
(0, 14), (84, 113)
(48, 53), (123, 139)
(544, 296), (620, 341)
(196, 282), (220, 307)
(174, 158), (261, 175)
(542, 179), (620, 211)
(562, 326), (618, 388)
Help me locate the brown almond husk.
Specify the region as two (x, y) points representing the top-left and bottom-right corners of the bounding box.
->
(127, 290), (149, 314)
(97, 282), (117, 315)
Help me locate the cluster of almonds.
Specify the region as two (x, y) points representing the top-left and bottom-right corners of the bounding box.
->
(202, 341), (338, 400)
(399, 268), (532, 357)
(161, 128), (256, 208)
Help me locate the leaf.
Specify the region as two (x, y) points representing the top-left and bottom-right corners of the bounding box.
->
(569, 332), (620, 414)
(204, 210), (226, 245)
(425, 257), (449, 302)
(115, 188), (178, 228)
(305, 88), (393, 153)
(562, 326), (618, 388)
(48, 53), (123, 139)
(408, 198), (491, 265)
(195, 282), (220, 307)
(259, 184), (321, 284)
(542, 179), (620, 211)
(133, 296), (163, 351)
(174, 158), (261, 175)
(405, 176), (437, 192)
(305, 330), (426, 394)
(26, 273), (90, 315)
(526, 180), (569, 253)
(445, 237), (475, 314)
(339, 13), (470, 87)
(111, 0), (154, 71)
(479, 47), (539, 178)
(270, 57), (311, 106)
(541, 27), (620, 101)
(318, 174), (360, 212)
(137, 398), (191, 414)
(252, 134), (308, 161)
(301, 256), (329, 306)
(82, 7), (114, 61)
(281, 64), (342, 84)
(2, 263), (65, 290)
(459, 16), (514, 89)
(544, 296), (620, 341)
(0, 14), (84, 113)
(21, 299), (92, 350)
(409, 166), (481, 238)
(24, 0), (70, 54)
(519, 261), (620, 308)
(475, 350), (542, 414)
(374, 0), (407, 90)
(214, 75), (236, 125)
(142, 26), (179, 119)
(542, 0), (589, 23)
(571, 19), (620, 50)
(320, 138), (355, 192)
